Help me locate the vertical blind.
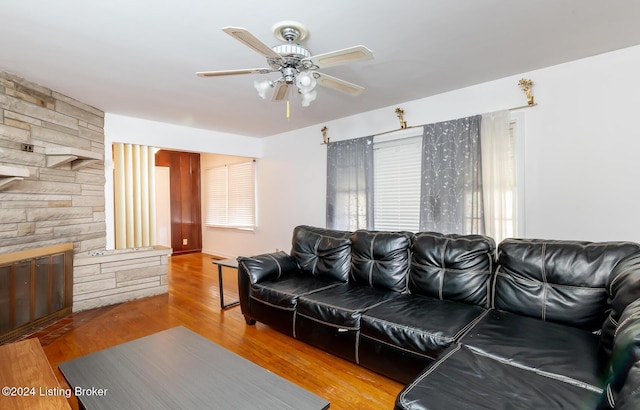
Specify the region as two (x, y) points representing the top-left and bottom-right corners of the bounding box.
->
(113, 143), (157, 249)
(205, 160), (256, 229)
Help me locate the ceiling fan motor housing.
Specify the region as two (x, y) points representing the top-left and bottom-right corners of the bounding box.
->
(270, 44), (311, 71)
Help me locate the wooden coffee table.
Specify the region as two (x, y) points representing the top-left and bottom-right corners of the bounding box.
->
(0, 338), (71, 410)
(58, 326), (329, 409)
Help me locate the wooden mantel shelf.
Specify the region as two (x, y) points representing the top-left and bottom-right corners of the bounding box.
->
(0, 164), (30, 190)
(45, 147), (103, 170)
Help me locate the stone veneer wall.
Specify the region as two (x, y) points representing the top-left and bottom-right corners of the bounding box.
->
(73, 247), (170, 311)
(0, 71), (168, 311)
(0, 72), (106, 253)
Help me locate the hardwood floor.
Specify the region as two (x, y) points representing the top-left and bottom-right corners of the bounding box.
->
(43, 252), (403, 409)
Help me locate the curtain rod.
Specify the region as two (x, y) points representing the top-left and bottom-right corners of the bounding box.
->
(373, 103), (538, 137)
(371, 124), (423, 138)
(364, 79), (540, 141)
(509, 103), (538, 111)
(324, 101), (538, 144)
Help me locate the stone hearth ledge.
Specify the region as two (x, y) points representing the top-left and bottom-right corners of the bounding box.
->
(72, 246), (172, 311)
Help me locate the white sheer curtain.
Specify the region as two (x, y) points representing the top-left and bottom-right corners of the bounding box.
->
(481, 110), (515, 244)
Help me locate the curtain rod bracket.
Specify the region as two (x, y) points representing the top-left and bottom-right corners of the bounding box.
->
(395, 108), (407, 129)
(518, 78), (535, 106)
(321, 126), (329, 145)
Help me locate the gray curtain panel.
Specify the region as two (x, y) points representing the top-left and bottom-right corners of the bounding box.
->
(419, 116), (485, 234)
(326, 136), (373, 230)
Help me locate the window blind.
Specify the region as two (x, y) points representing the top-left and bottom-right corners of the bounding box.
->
(205, 160), (256, 229)
(373, 136), (422, 232)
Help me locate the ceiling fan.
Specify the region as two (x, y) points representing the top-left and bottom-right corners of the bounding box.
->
(196, 21), (374, 107)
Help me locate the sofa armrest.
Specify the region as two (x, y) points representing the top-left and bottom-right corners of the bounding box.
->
(616, 361), (640, 409)
(237, 251), (299, 323)
(598, 298), (640, 409)
(601, 253), (640, 365)
(237, 251), (298, 284)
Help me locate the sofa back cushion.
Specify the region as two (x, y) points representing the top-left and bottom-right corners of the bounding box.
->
(493, 239), (640, 331)
(409, 232), (496, 307)
(290, 225), (352, 282)
(350, 230), (412, 292)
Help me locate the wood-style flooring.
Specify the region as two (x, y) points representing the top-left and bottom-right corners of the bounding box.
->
(43, 252), (404, 409)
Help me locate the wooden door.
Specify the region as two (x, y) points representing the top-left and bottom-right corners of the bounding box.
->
(155, 150), (202, 255)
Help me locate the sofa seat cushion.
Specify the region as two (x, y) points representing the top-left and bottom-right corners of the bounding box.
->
(250, 273), (343, 310)
(296, 284), (397, 329)
(361, 294), (486, 360)
(395, 344), (602, 410)
(460, 309), (604, 390)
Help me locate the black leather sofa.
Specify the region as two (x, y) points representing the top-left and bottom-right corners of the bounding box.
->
(237, 225), (640, 409)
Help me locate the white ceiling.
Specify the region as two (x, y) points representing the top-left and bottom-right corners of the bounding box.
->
(2, 1), (640, 138)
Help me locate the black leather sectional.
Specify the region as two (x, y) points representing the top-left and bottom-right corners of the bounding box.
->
(237, 225), (640, 409)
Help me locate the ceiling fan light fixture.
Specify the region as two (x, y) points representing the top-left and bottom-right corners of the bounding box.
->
(295, 71), (317, 107)
(301, 90), (317, 107)
(254, 79), (273, 99)
(296, 71), (317, 93)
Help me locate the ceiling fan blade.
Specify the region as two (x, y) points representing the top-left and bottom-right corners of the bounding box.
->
(314, 72), (365, 96)
(222, 26), (284, 62)
(303, 45), (373, 69)
(271, 82), (290, 102)
(196, 68), (275, 77)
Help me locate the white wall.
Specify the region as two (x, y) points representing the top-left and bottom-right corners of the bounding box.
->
(106, 44), (640, 256)
(252, 129), (330, 254)
(254, 44), (640, 251)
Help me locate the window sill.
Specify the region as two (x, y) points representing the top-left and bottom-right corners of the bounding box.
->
(205, 225), (256, 232)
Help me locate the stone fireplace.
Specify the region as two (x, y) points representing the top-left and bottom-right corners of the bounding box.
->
(0, 72), (169, 338)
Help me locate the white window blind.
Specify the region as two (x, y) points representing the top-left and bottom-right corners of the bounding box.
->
(205, 160), (256, 229)
(373, 135), (422, 232)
